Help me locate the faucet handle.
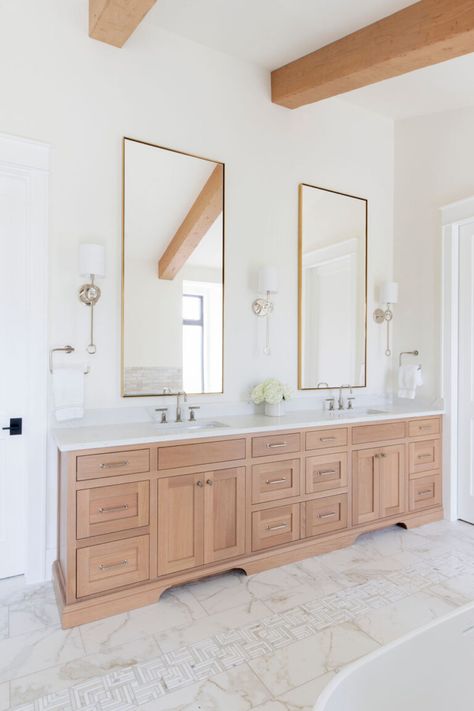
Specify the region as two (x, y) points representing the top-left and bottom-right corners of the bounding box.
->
(347, 397), (356, 410)
(189, 406), (200, 422)
(325, 398), (335, 412)
(155, 407), (168, 423)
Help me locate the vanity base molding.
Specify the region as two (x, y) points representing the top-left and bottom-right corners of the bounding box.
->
(54, 415), (443, 628)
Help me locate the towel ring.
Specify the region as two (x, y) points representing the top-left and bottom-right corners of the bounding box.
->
(399, 350), (419, 367)
(49, 346), (90, 375)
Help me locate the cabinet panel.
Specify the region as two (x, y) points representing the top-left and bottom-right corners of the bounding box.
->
(303, 494), (348, 538)
(77, 449), (150, 481)
(305, 428), (347, 451)
(251, 504), (300, 552)
(158, 439), (246, 470)
(204, 468), (246, 563)
(409, 473), (441, 511)
(252, 459), (300, 504)
(77, 481), (149, 539)
(409, 439), (441, 475)
(408, 418), (440, 438)
(252, 433), (301, 458)
(352, 421), (405, 445)
(157, 474), (204, 575)
(77, 535), (149, 598)
(352, 448), (380, 525)
(305, 452), (347, 494)
(380, 445), (406, 518)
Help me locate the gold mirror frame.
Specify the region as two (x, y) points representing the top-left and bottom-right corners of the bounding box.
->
(121, 137), (225, 398)
(298, 183), (368, 391)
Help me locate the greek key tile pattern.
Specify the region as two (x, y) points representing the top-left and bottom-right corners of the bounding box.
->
(10, 544), (474, 711)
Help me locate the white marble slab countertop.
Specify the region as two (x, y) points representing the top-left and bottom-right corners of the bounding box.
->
(53, 402), (444, 452)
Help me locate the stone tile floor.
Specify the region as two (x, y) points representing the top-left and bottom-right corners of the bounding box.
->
(0, 519), (473, 711)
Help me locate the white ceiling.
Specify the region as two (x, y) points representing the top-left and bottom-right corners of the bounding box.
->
(149, 0), (474, 120)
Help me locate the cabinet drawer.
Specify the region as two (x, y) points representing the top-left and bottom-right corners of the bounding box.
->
(252, 459), (300, 504)
(76, 481), (149, 539)
(158, 439), (246, 470)
(303, 494), (348, 538)
(305, 452), (348, 494)
(352, 421), (406, 445)
(251, 504), (300, 552)
(408, 417), (441, 438)
(409, 474), (441, 512)
(305, 428), (348, 451)
(409, 439), (441, 475)
(77, 449), (150, 481)
(76, 535), (149, 598)
(252, 433), (301, 458)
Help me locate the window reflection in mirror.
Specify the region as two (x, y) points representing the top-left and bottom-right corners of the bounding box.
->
(122, 138), (224, 397)
(298, 184), (367, 390)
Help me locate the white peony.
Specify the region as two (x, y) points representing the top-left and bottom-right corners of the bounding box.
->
(251, 379), (291, 405)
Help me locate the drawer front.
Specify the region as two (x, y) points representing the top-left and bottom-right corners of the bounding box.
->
(76, 481), (150, 539)
(303, 494), (348, 538)
(252, 433), (301, 458)
(252, 459), (300, 504)
(158, 439), (246, 470)
(352, 421), (406, 445)
(408, 417), (441, 438)
(409, 474), (441, 512)
(305, 428), (348, 452)
(409, 439), (441, 475)
(251, 504), (300, 552)
(77, 449), (150, 481)
(76, 535), (150, 598)
(305, 452), (348, 494)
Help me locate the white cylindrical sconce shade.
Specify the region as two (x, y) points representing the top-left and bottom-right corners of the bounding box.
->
(379, 281), (398, 305)
(258, 266), (278, 294)
(79, 243), (105, 278)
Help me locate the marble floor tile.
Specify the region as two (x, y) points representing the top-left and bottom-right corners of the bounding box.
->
(429, 572), (474, 606)
(0, 577), (25, 604)
(136, 662), (270, 710)
(6, 582), (60, 638)
(337, 551), (424, 585)
(157, 599), (272, 653)
(250, 622), (379, 696)
(245, 564), (314, 600)
(0, 625), (84, 683)
(0, 682), (9, 711)
(353, 590), (457, 645)
(276, 671), (336, 710)
(80, 587), (207, 654)
(10, 634), (160, 706)
(184, 570), (258, 614)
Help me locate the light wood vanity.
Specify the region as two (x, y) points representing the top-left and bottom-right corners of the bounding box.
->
(53, 414), (443, 627)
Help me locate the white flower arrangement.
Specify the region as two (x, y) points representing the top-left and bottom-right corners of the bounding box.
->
(251, 378), (291, 406)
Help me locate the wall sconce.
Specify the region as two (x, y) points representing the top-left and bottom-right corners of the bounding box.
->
(79, 243), (105, 354)
(373, 281), (398, 356)
(252, 266), (278, 355)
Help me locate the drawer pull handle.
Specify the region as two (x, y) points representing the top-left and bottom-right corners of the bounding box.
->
(98, 504), (129, 514)
(318, 511), (336, 520)
(267, 442), (288, 449)
(420, 425), (432, 430)
(266, 522), (288, 531)
(265, 478), (287, 485)
(318, 469), (337, 476)
(417, 454), (432, 460)
(418, 488), (433, 496)
(98, 559), (128, 571)
(99, 460), (129, 470)
(320, 437), (336, 442)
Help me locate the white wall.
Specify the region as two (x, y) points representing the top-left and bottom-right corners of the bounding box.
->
(394, 106), (474, 400)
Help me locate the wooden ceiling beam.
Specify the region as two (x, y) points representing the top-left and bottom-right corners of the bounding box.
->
(89, 0), (157, 48)
(158, 164), (224, 281)
(271, 0), (474, 109)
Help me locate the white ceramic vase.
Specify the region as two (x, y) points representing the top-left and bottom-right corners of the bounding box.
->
(265, 401), (286, 417)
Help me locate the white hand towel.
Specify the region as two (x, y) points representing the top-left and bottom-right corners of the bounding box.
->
(53, 365), (85, 421)
(398, 364), (423, 400)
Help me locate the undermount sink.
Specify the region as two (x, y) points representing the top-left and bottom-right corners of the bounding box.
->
(325, 407), (389, 417)
(155, 420), (229, 433)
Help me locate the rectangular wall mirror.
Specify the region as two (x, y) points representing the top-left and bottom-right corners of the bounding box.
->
(298, 183), (367, 390)
(122, 138), (224, 397)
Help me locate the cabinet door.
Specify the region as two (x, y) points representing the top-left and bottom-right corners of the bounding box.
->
(157, 473), (204, 576)
(204, 467), (246, 564)
(352, 448), (380, 525)
(380, 444), (406, 518)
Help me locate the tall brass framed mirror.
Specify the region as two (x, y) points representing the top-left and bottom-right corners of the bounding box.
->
(122, 138), (224, 397)
(298, 183), (367, 391)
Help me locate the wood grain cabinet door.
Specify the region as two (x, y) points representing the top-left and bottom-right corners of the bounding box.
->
(157, 473), (204, 576)
(352, 448), (380, 525)
(204, 467), (246, 564)
(379, 444), (406, 518)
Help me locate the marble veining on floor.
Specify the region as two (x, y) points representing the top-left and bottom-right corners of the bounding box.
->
(1, 520), (474, 711)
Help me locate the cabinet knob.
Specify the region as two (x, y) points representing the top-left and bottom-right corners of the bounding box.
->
(206, 479), (213, 486)
(196, 480), (203, 487)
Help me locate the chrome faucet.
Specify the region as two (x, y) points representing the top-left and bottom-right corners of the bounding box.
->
(338, 385), (352, 410)
(175, 391), (188, 422)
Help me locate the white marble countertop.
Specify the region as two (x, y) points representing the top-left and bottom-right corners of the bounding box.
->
(53, 402), (444, 452)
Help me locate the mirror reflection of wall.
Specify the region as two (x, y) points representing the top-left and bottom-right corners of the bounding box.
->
(122, 138), (224, 397)
(299, 184), (367, 390)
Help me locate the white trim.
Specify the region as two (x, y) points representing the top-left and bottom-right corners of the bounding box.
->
(0, 134), (50, 583)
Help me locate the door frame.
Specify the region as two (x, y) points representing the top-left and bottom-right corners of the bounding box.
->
(441, 196), (474, 522)
(0, 133), (50, 582)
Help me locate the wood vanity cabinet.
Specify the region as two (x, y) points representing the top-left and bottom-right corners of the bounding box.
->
(54, 415), (443, 628)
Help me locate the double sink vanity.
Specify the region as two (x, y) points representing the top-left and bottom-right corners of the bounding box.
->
(53, 404), (443, 628)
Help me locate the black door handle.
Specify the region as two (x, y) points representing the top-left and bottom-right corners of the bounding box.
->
(2, 418), (22, 436)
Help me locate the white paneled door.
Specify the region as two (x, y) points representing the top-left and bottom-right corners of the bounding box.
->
(458, 221), (474, 524)
(0, 135), (49, 581)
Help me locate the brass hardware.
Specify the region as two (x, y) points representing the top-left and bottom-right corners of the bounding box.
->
(399, 350), (419, 367)
(98, 504), (129, 514)
(196, 480), (203, 487)
(320, 436), (336, 442)
(318, 511), (336, 519)
(99, 559), (128, 571)
(265, 478), (287, 485)
(206, 479), (213, 486)
(266, 523), (288, 531)
(267, 442), (287, 449)
(317, 469), (337, 476)
(99, 460), (129, 470)
(418, 489), (433, 496)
